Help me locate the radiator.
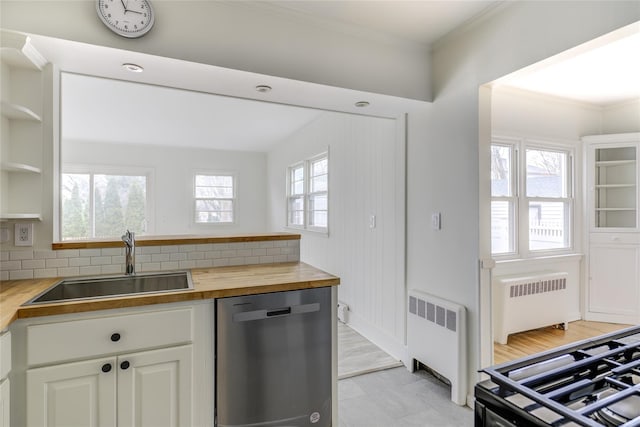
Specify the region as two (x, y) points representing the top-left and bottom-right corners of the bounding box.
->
(493, 271), (569, 345)
(407, 289), (467, 405)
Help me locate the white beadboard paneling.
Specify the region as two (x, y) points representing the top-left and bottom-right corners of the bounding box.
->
(267, 112), (406, 351)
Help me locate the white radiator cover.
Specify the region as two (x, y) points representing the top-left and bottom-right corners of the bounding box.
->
(407, 289), (467, 405)
(493, 271), (569, 345)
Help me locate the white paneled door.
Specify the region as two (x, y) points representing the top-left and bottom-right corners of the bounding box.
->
(27, 357), (117, 427)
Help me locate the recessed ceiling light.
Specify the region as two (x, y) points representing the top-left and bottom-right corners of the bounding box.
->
(355, 101), (370, 107)
(122, 63), (144, 73)
(255, 85), (272, 93)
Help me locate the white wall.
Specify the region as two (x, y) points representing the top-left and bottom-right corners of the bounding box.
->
(267, 112), (408, 361)
(64, 140), (267, 235)
(408, 1), (639, 404)
(602, 99), (640, 134)
(0, 1), (430, 101)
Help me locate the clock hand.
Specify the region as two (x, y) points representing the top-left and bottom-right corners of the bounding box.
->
(127, 9), (143, 14)
(120, 0), (128, 12)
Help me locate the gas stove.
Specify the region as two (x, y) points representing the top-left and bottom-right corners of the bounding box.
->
(475, 325), (640, 426)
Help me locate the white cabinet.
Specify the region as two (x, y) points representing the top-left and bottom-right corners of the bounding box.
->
(26, 345), (192, 427)
(26, 356), (117, 427)
(0, 30), (47, 221)
(0, 331), (10, 427)
(584, 133), (640, 324)
(20, 305), (204, 427)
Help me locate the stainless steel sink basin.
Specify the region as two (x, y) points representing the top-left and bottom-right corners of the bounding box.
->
(23, 271), (193, 305)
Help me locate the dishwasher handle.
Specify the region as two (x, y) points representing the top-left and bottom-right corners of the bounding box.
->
(233, 302), (320, 322)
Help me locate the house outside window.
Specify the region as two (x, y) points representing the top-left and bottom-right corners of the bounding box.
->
(194, 174), (235, 224)
(61, 171), (148, 240)
(287, 153), (328, 232)
(491, 138), (573, 257)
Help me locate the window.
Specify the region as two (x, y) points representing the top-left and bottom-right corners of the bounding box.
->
(61, 172), (148, 240)
(194, 174), (235, 224)
(491, 138), (573, 257)
(287, 153), (328, 232)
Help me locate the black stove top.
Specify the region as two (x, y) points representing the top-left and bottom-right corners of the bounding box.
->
(475, 325), (640, 427)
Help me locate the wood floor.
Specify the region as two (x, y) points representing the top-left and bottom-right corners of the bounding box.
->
(493, 320), (633, 365)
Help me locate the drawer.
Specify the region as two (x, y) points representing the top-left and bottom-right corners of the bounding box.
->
(0, 331), (10, 380)
(27, 308), (193, 366)
(590, 233), (640, 245)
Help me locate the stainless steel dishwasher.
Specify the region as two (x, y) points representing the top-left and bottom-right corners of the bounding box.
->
(216, 287), (332, 427)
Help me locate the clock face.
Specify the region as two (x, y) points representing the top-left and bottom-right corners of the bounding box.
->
(96, 0), (154, 38)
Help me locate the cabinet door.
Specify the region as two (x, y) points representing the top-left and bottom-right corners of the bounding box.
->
(118, 345), (192, 427)
(0, 379), (9, 427)
(26, 357), (117, 427)
(589, 244), (640, 320)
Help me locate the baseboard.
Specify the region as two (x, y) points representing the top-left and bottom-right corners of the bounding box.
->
(345, 312), (410, 368)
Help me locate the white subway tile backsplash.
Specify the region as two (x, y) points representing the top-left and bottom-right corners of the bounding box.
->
(179, 260), (197, 269)
(10, 251), (33, 260)
(46, 258), (69, 268)
(69, 257), (91, 267)
(187, 252), (204, 260)
(1, 238), (300, 279)
(140, 262), (161, 272)
(57, 250), (80, 258)
(58, 267), (80, 277)
(152, 253), (171, 263)
(79, 249), (102, 257)
(195, 259), (213, 268)
(34, 268), (58, 278)
(90, 256), (113, 266)
(170, 253), (187, 262)
(161, 246), (177, 254)
(139, 246), (161, 255)
(34, 250), (57, 259)
(101, 265), (122, 275)
(161, 261), (179, 271)
(1, 261), (21, 271)
(22, 259), (46, 269)
(213, 258), (230, 267)
(101, 248), (122, 256)
(10, 269), (34, 280)
(79, 266), (102, 276)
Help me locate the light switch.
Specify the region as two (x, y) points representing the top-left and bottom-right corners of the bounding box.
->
(369, 214), (376, 229)
(431, 212), (441, 230)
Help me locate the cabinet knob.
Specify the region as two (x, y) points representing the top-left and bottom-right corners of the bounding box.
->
(120, 361), (130, 370)
(101, 363), (112, 373)
(110, 333), (121, 342)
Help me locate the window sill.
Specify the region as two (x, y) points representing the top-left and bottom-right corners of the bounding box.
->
(495, 252), (584, 266)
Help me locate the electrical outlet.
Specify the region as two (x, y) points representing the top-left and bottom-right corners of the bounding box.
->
(15, 223), (33, 246)
(431, 212), (441, 230)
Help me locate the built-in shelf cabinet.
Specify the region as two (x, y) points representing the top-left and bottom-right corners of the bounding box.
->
(0, 31), (47, 222)
(584, 133), (640, 325)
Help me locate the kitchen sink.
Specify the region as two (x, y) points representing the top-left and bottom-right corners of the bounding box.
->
(23, 271), (193, 305)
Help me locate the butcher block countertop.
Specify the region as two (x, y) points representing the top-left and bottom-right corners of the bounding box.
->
(0, 262), (339, 330)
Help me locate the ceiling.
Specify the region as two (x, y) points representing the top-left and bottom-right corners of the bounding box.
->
(27, 3), (640, 151)
(263, 0), (500, 45)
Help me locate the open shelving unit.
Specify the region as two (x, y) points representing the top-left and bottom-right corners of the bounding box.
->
(0, 30), (47, 223)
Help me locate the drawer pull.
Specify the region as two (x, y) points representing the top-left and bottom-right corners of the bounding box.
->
(110, 333), (121, 342)
(120, 360), (130, 370)
(101, 363), (112, 373)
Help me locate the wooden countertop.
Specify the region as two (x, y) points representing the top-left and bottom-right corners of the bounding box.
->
(52, 232), (300, 250)
(0, 262), (339, 330)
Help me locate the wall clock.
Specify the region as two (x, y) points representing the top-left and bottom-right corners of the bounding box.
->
(96, 0), (155, 38)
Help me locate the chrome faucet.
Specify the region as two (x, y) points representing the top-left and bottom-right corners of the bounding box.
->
(122, 230), (136, 275)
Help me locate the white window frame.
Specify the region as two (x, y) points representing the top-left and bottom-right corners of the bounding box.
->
(286, 152), (329, 233)
(60, 164), (154, 240)
(193, 172), (236, 225)
(491, 137), (575, 259)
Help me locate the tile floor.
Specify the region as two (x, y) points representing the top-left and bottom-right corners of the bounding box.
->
(338, 367), (474, 427)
